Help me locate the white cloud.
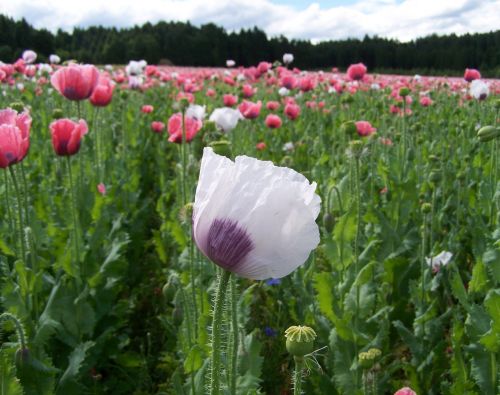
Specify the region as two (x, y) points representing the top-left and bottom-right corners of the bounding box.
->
(1, 0), (498, 42)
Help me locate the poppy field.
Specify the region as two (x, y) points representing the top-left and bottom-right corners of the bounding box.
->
(0, 55), (499, 395)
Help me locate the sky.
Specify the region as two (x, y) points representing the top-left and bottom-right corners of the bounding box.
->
(1, 0), (499, 43)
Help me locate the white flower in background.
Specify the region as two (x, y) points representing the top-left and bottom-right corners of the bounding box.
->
(278, 87), (290, 96)
(128, 75), (143, 89)
(126, 60), (146, 76)
(470, 80), (489, 100)
(414, 74), (422, 82)
(104, 64), (113, 71)
(22, 50), (37, 64)
(16, 83), (25, 91)
(49, 54), (61, 64)
(193, 147), (321, 280)
(138, 60), (147, 68)
(187, 104), (206, 121)
(328, 86), (336, 94)
(426, 251), (453, 272)
(283, 142), (294, 152)
(226, 59), (236, 68)
(283, 53), (294, 65)
(209, 108), (243, 133)
(237, 73), (246, 82)
(371, 83), (381, 90)
(38, 63), (52, 74)
(223, 70), (231, 77)
(171, 72), (179, 79)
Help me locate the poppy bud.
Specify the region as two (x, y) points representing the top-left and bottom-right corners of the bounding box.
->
(477, 125), (500, 142)
(209, 140), (232, 157)
(428, 169), (442, 183)
(9, 102), (25, 113)
(52, 108), (64, 119)
(284, 325), (316, 357)
(323, 213), (335, 233)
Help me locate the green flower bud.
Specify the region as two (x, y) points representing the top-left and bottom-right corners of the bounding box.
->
(477, 125), (500, 142)
(9, 102), (25, 113)
(209, 140), (232, 157)
(52, 108), (64, 119)
(285, 325), (316, 357)
(280, 155), (293, 167)
(323, 213), (335, 233)
(15, 347), (31, 369)
(162, 273), (180, 300)
(120, 90), (129, 100)
(172, 307), (183, 325)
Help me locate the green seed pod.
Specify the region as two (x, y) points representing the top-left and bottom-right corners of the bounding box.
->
(399, 87), (411, 97)
(421, 203), (432, 214)
(209, 140), (232, 157)
(429, 169), (442, 183)
(9, 102), (25, 112)
(477, 125), (500, 142)
(358, 348), (382, 369)
(323, 213), (335, 233)
(349, 140), (364, 158)
(120, 90), (129, 100)
(284, 325), (316, 357)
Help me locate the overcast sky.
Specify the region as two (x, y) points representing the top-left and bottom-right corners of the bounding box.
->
(1, 0), (499, 42)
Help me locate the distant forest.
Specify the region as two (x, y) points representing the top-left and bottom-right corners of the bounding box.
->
(1, 14), (499, 76)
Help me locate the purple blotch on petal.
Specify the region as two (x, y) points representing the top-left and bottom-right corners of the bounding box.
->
(206, 218), (254, 271)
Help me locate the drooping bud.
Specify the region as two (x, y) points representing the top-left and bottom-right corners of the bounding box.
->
(209, 140), (232, 158)
(323, 213), (335, 233)
(52, 108), (64, 119)
(341, 121), (357, 135)
(284, 325), (316, 357)
(9, 102), (25, 113)
(421, 203), (432, 214)
(477, 125), (500, 142)
(399, 87), (411, 97)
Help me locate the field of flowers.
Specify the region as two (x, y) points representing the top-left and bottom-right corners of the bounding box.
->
(0, 53), (499, 395)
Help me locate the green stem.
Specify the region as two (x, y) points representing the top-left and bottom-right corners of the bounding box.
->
(354, 156), (362, 385)
(9, 166), (25, 263)
(20, 162), (30, 227)
(293, 356), (304, 395)
(229, 277), (239, 395)
(3, 170), (14, 243)
(66, 157), (82, 281)
(210, 270), (231, 395)
(421, 213), (428, 326)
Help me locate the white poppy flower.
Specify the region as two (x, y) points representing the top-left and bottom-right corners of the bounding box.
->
(209, 108), (243, 133)
(278, 87), (290, 96)
(470, 80), (489, 100)
(126, 60), (145, 76)
(187, 104), (206, 121)
(104, 64), (113, 71)
(236, 73), (246, 82)
(226, 59), (236, 68)
(370, 83), (381, 90)
(426, 251), (453, 272)
(193, 147), (321, 280)
(38, 63), (52, 74)
(283, 53), (294, 65)
(283, 142), (294, 152)
(49, 54), (61, 64)
(22, 50), (37, 64)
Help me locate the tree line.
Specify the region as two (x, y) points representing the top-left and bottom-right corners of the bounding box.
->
(0, 14), (499, 76)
